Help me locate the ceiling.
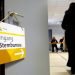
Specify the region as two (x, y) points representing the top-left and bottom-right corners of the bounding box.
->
(48, 0), (75, 25)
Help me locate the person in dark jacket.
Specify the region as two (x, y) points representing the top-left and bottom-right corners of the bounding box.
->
(59, 37), (64, 52)
(61, 2), (75, 74)
(51, 37), (58, 52)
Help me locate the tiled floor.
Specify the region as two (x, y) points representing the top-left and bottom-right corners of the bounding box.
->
(49, 52), (71, 75)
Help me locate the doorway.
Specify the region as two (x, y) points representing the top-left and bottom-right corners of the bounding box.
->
(0, 0), (4, 21)
(48, 0), (72, 75)
(0, 0), (5, 75)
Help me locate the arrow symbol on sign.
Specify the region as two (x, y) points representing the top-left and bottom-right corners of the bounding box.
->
(14, 49), (24, 57)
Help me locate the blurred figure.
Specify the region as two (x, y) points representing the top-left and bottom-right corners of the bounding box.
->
(59, 37), (64, 52)
(51, 37), (58, 52)
(61, 2), (75, 74)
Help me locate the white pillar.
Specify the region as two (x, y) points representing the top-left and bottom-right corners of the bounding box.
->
(5, 0), (49, 75)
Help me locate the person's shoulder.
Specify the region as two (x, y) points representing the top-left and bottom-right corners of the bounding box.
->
(64, 10), (70, 17)
(65, 10), (69, 14)
(66, 10), (71, 14)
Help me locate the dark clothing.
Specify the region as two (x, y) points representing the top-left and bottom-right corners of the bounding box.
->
(51, 44), (58, 52)
(51, 39), (58, 52)
(61, 9), (75, 68)
(59, 38), (64, 51)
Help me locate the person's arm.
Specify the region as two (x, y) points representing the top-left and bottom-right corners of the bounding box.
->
(55, 40), (58, 43)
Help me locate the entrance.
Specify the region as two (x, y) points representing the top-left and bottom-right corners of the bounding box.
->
(0, 0), (5, 75)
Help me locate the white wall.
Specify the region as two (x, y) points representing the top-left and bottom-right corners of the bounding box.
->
(5, 0), (49, 75)
(48, 0), (75, 22)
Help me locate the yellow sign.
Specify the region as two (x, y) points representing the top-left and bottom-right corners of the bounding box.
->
(0, 22), (26, 64)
